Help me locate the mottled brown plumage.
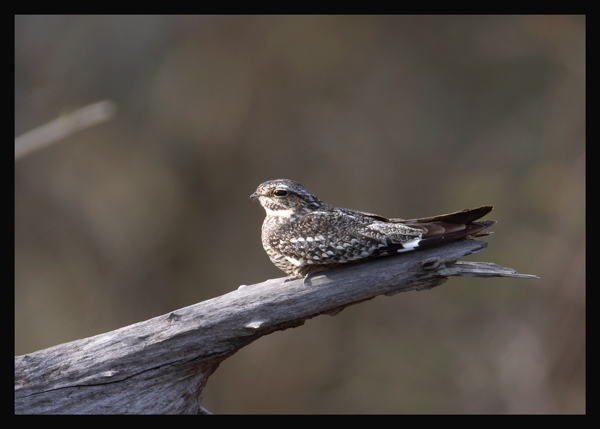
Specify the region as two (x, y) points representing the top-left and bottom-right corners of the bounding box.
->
(251, 179), (495, 278)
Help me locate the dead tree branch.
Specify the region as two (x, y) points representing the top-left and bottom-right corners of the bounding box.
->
(14, 239), (537, 414)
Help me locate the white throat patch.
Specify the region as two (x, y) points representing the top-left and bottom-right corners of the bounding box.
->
(264, 207), (296, 217)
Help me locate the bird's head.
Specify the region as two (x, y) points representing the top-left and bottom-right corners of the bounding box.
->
(250, 179), (323, 218)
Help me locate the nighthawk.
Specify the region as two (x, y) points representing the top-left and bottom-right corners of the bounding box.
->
(250, 179), (496, 278)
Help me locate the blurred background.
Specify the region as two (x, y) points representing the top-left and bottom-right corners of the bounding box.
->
(15, 15), (585, 414)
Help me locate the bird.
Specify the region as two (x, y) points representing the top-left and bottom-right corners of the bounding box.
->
(250, 179), (496, 279)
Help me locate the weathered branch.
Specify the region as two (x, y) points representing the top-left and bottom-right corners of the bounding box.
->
(14, 240), (537, 414)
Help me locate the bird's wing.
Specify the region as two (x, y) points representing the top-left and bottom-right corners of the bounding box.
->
(268, 210), (423, 265)
(268, 206), (495, 267)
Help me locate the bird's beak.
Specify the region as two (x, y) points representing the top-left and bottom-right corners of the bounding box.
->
(250, 192), (260, 200)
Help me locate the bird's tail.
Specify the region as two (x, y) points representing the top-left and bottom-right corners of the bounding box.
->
(403, 206), (496, 248)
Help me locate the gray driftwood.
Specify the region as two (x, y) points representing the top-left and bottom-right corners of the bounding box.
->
(14, 240), (537, 414)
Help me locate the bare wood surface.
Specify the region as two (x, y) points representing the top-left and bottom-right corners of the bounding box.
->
(14, 240), (537, 414)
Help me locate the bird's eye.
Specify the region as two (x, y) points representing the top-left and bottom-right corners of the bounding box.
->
(273, 189), (288, 197)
